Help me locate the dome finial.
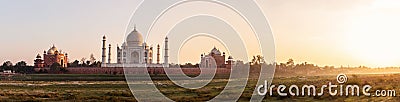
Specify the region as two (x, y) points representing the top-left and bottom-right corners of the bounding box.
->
(134, 24), (137, 31)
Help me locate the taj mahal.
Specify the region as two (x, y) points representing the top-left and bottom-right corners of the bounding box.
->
(100, 26), (234, 69)
(101, 26), (168, 68)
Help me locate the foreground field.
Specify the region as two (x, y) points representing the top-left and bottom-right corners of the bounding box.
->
(0, 74), (399, 101)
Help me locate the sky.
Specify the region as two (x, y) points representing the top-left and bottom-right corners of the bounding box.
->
(1, 0), (400, 67)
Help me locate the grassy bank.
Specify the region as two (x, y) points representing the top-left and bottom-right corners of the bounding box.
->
(0, 74), (399, 101)
(2, 74), (232, 81)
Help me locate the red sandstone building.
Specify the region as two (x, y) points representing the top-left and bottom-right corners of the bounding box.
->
(200, 47), (234, 68)
(34, 45), (68, 68)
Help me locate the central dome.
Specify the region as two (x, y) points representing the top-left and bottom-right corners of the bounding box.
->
(211, 47), (221, 55)
(126, 27), (143, 46)
(47, 45), (58, 55)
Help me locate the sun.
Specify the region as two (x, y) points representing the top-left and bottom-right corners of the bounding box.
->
(346, 10), (400, 67)
(372, 0), (400, 9)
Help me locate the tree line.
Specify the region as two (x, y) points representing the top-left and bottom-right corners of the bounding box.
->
(68, 54), (101, 67)
(0, 61), (34, 74)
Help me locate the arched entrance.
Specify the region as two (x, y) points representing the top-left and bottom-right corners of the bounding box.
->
(131, 51), (139, 64)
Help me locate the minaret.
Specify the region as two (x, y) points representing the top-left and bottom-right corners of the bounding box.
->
(164, 37), (169, 67)
(108, 44), (111, 64)
(102, 35), (107, 64)
(117, 44), (121, 64)
(65, 53), (68, 68)
(143, 43), (147, 64)
(157, 44), (160, 64)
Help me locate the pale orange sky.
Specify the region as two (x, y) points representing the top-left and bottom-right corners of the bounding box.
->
(1, 0), (400, 67)
(263, 0), (400, 67)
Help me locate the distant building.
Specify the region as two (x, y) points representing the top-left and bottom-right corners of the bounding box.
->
(34, 45), (68, 68)
(200, 47), (234, 68)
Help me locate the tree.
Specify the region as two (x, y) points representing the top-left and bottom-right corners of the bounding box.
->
(256, 55), (265, 64)
(14, 61), (31, 73)
(86, 61), (91, 66)
(1, 61), (13, 70)
(90, 61), (101, 67)
(89, 54), (96, 64)
(15, 61), (27, 67)
(80, 57), (86, 64)
(80, 57), (87, 67)
(50, 63), (67, 73)
(2, 61), (13, 67)
(70, 56), (100, 67)
(250, 55), (265, 65)
(69, 60), (80, 67)
(287, 59), (295, 68)
(50, 63), (61, 72)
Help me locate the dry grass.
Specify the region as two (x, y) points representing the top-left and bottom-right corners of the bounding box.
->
(0, 73), (399, 101)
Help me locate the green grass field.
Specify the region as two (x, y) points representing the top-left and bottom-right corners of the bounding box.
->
(0, 74), (399, 101)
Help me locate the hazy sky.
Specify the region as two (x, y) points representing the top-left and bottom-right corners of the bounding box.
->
(1, 0), (400, 67)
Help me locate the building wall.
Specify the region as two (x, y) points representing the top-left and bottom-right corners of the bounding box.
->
(43, 54), (68, 67)
(34, 67), (231, 75)
(212, 54), (226, 68)
(66, 67), (124, 74)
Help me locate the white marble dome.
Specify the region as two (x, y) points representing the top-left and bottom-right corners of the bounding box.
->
(126, 28), (143, 47)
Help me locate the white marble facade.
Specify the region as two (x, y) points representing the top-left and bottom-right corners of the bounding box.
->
(101, 26), (168, 68)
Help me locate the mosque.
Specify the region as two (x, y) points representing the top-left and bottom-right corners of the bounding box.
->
(34, 45), (68, 68)
(200, 47), (234, 69)
(101, 26), (168, 68)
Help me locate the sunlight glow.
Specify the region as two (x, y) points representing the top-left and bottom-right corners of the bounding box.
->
(346, 12), (400, 67)
(372, 0), (400, 9)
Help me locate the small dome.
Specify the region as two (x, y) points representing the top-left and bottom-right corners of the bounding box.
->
(211, 47), (221, 55)
(36, 54), (42, 58)
(126, 27), (143, 46)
